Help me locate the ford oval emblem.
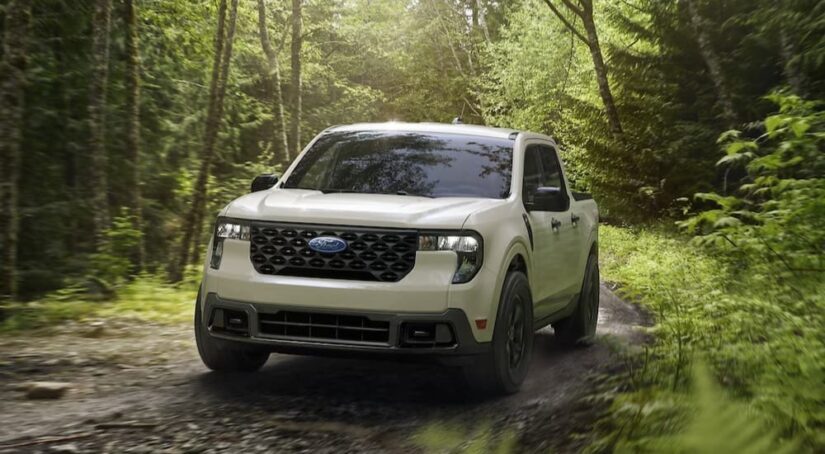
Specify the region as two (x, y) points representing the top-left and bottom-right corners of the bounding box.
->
(307, 236), (348, 254)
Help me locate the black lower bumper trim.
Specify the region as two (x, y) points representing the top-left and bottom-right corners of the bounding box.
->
(201, 293), (490, 363)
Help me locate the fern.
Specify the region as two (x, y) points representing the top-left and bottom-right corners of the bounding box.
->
(652, 362), (800, 454)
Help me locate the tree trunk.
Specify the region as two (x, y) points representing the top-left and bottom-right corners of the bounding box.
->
(477, 0), (492, 44)
(170, 0), (239, 282)
(123, 0), (144, 271)
(0, 0), (31, 305)
(183, 0), (228, 273)
(543, 0), (623, 136)
(88, 0), (113, 248)
(779, 30), (806, 96)
(289, 0), (303, 157)
(685, 0), (738, 127)
(579, 0), (622, 136)
(257, 0), (290, 165)
(57, 49), (79, 258)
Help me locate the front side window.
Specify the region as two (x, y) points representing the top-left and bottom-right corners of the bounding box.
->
(522, 146), (543, 205)
(522, 144), (564, 190)
(522, 144), (568, 210)
(538, 146), (563, 188)
(282, 131), (514, 199)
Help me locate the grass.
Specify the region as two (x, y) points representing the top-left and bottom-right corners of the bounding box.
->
(593, 225), (825, 452)
(0, 274), (197, 334)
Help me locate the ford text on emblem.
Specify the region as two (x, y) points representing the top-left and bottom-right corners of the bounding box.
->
(307, 236), (348, 254)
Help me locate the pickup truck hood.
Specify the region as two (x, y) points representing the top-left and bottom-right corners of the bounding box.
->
(223, 189), (506, 229)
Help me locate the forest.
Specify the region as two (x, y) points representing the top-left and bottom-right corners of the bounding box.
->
(0, 0), (823, 452)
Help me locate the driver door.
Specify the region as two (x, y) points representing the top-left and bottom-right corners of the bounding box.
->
(522, 143), (575, 321)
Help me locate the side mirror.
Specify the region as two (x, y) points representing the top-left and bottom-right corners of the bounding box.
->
(530, 186), (567, 212)
(251, 174), (279, 193)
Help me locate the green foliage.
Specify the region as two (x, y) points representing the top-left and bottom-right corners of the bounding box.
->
(2, 1), (824, 450)
(653, 362), (799, 454)
(480, 0), (825, 220)
(681, 94), (825, 277)
(415, 423), (516, 454)
(89, 208), (143, 287)
(0, 273), (196, 334)
(596, 225), (825, 452)
(10, 0), (825, 294)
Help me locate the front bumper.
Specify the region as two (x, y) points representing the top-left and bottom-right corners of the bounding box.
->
(202, 292), (490, 365)
(203, 238), (503, 343)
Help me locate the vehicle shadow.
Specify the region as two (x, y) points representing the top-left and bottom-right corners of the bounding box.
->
(190, 330), (579, 412)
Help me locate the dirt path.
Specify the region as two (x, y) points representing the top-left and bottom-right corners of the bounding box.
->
(0, 285), (645, 453)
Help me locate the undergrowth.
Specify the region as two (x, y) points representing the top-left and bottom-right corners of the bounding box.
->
(0, 272), (198, 334)
(593, 224), (825, 452)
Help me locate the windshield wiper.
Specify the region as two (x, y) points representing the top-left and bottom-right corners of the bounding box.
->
(394, 190), (433, 198)
(318, 188), (361, 194)
(282, 186), (319, 191)
(281, 186), (356, 194)
(288, 187), (433, 197)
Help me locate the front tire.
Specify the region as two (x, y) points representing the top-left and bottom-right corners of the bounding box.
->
(463, 271), (533, 395)
(553, 252), (600, 348)
(194, 290), (270, 372)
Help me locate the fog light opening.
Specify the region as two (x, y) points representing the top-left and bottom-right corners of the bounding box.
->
(209, 308), (250, 337)
(401, 322), (455, 348)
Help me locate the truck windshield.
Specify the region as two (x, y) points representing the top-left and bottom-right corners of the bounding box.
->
(282, 130), (513, 199)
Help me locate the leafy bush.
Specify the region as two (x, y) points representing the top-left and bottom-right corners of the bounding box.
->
(593, 96), (825, 451)
(681, 94), (825, 277)
(88, 208), (144, 289)
(648, 361), (799, 454)
(595, 224), (824, 452)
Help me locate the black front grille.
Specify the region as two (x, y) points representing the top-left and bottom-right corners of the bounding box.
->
(259, 311), (390, 344)
(249, 222), (418, 282)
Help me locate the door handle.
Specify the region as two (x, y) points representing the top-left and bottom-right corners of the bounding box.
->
(551, 218), (561, 231)
(571, 213), (580, 226)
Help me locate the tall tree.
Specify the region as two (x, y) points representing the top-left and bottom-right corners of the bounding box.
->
(257, 0), (290, 165)
(289, 0), (303, 156)
(684, 0), (739, 126)
(123, 0), (144, 270)
(0, 0), (32, 305)
(542, 0), (623, 135)
(171, 0), (239, 282)
(88, 0), (113, 246)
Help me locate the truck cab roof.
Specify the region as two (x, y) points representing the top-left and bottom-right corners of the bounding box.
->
(325, 122), (551, 142)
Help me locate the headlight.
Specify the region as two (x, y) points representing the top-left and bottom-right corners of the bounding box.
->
(210, 218), (250, 269)
(418, 232), (483, 283)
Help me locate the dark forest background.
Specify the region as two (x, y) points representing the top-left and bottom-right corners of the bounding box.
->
(0, 0), (822, 295)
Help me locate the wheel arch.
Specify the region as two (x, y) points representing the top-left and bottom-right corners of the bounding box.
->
(500, 240), (532, 288)
(589, 237), (598, 259)
(507, 251), (529, 279)
(482, 240), (532, 335)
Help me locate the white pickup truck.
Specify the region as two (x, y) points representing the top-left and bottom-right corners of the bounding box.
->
(196, 122), (599, 394)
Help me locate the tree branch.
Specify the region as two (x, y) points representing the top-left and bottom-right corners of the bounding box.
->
(542, 0), (588, 44)
(560, 0), (585, 18)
